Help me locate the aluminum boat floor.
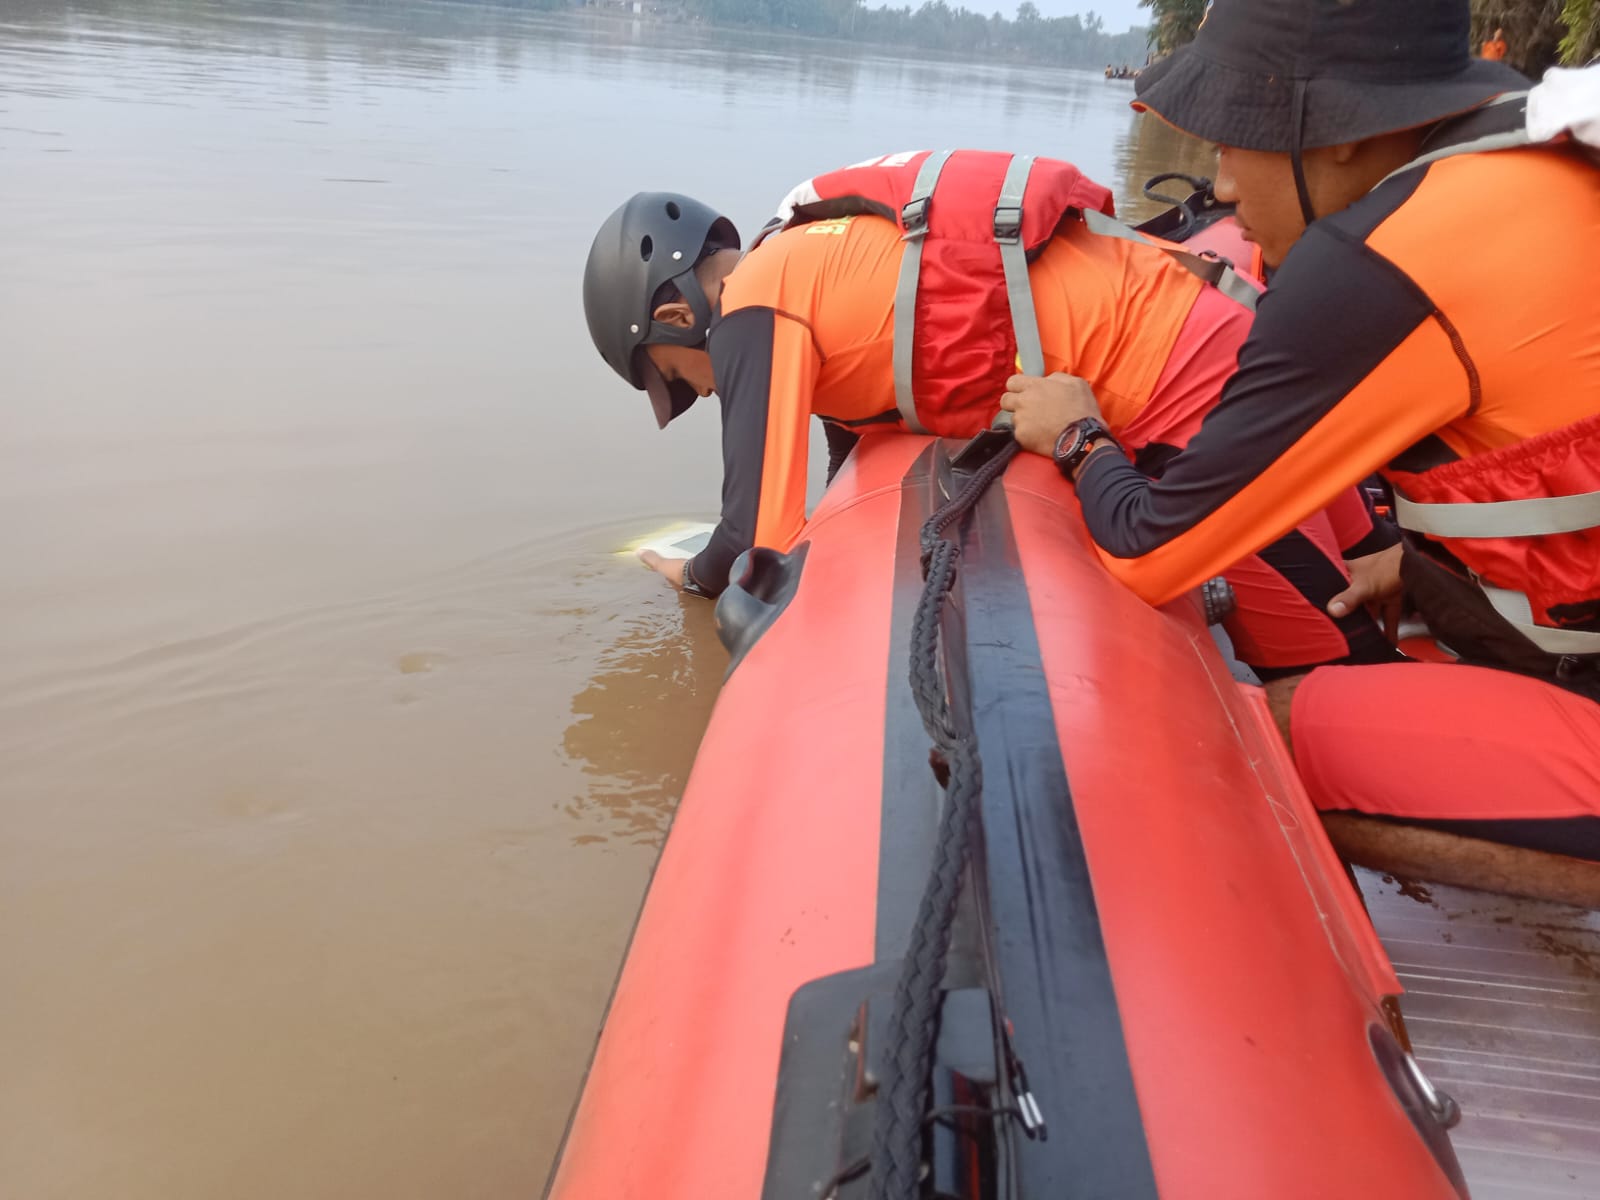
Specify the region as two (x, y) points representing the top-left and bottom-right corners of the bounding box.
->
(1358, 869), (1600, 1199)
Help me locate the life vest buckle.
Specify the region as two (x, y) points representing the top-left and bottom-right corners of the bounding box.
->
(992, 202), (1024, 244)
(900, 196), (932, 239)
(1556, 653), (1600, 681)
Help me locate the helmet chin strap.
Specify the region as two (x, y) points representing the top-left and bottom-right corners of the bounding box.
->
(1289, 78), (1318, 229)
(646, 263), (715, 349)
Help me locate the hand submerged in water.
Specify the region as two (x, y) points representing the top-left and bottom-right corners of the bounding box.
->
(1000, 372), (1106, 457)
(637, 549), (688, 590)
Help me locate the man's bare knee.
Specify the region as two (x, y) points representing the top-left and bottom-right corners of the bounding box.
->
(1262, 673), (1309, 752)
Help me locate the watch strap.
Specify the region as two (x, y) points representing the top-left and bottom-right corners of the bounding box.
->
(1053, 418), (1117, 478)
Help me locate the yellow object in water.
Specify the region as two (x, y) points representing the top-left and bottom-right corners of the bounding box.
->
(617, 520), (718, 559)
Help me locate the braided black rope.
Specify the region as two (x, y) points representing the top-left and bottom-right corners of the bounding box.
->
(867, 440), (1019, 1200)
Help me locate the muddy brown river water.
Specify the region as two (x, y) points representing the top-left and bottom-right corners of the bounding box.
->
(0, 3), (1213, 1194)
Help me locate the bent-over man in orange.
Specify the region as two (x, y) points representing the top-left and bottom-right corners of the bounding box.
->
(581, 151), (1402, 680)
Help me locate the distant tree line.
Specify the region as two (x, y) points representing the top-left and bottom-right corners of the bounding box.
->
(411, 0), (1151, 67)
(414, 0), (1600, 66)
(673, 0), (1150, 69)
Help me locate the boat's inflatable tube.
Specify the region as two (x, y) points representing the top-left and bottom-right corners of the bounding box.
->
(546, 429), (1467, 1199)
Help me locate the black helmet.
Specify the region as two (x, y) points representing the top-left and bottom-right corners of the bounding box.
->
(583, 192), (740, 429)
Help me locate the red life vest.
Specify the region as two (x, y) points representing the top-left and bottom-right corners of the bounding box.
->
(755, 150), (1116, 437)
(1390, 412), (1600, 657)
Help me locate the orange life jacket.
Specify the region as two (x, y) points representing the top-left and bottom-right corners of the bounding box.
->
(1383, 93), (1600, 665)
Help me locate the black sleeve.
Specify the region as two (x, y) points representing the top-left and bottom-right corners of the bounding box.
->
(1075, 224), (1440, 566)
(688, 307), (776, 596)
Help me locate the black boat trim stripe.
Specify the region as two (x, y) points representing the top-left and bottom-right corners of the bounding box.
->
(875, 443), (945, 960)
(874, 443), (1158, 1195)
(962, 459), (1158, 1195)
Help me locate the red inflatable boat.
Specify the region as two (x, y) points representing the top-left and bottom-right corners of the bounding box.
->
(546, 440), (1470, 1198)
(546, 198), (1469, 1199)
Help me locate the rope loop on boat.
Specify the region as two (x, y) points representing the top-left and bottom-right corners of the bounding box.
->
(869, 438), (1019, 1200)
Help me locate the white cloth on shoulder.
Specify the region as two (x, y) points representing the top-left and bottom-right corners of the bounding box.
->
(1527, 64), (1600, 150)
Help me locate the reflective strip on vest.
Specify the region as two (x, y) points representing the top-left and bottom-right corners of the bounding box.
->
(1481, 583), (1600, 654)
(1395, 486), (1600, 655)
(1398, 128), (1532, 176)
(995, 154), (1044, 379)
(1376, 92), (1533, 188)
(1394, 489), (1600, 539)
(1371, 86), (1600, 188)
(891, 150), (953, 435)
(1080, 207), (1259, 312)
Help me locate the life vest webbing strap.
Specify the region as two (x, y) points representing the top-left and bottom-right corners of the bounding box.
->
(1377, 92), (1533, 187)
(1394, 489), (1600, 539)
(1398, 128), (1532, 177)
(1480, 583), (1600, 654)
(1395, 484), (1600, 653)
(893, 150), (954, 435)
(994, 154), (1045, 379)
(1080, 208), (1259, 312)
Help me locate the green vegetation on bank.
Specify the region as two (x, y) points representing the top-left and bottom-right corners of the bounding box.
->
(1558, 0), (1599, 64)
(1142, 0), (1600, 69)
(1136, 0), (1201, 54)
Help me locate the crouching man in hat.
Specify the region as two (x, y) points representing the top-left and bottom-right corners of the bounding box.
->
(1002, 0), (1600, 901)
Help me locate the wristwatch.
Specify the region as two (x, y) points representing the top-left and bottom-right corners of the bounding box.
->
(681, 555), (712, 599)
(1052, 418), (1120, 479)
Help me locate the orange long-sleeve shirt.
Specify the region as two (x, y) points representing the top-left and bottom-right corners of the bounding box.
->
(689, 211), (1213, 591)
(1073, 146), (1600, 606)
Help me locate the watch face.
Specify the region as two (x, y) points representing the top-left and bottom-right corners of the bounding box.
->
(1053, 424), (1080, 463)
(1054, 419), (1114, 476)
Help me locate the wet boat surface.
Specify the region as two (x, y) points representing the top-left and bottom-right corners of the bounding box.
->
(1361, 870), (1600, 1198)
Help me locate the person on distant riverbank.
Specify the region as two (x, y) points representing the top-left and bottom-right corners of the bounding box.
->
(582, 151), (1403, 681)
(1001, 0), (1600, 892)
(1480, 25), (1508, 61)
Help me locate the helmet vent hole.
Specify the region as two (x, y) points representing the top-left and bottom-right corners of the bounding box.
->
(639, 235), (653, 262)
(665, 201), (681, 220)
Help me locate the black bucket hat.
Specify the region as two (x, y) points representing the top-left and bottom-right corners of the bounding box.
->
(1133, 0), (1529, 153)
